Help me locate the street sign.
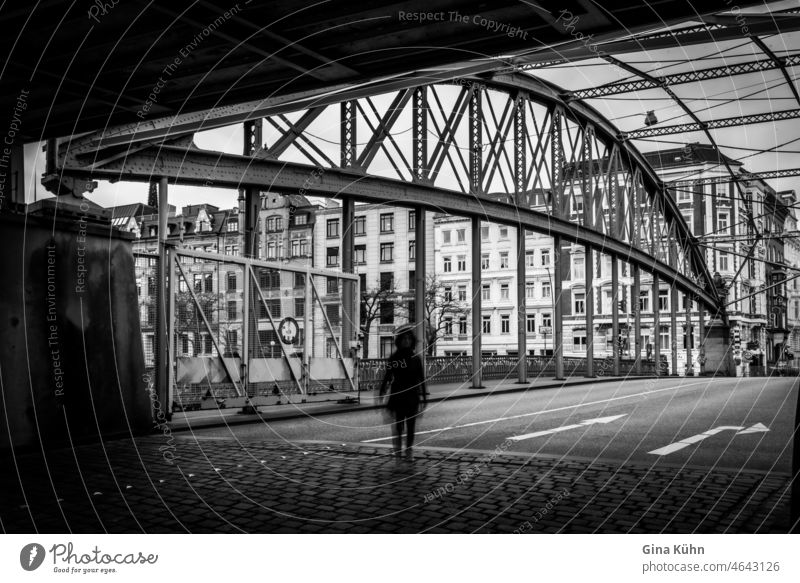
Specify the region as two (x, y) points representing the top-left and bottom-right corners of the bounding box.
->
(540, 327), (552, 334)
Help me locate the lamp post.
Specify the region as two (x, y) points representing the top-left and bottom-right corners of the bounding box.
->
(545, 266), (555, 358)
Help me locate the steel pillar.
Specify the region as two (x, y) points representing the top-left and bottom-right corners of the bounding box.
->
(685, 294), (693, 376)
(612, 257), (620, 377)
(698, 305), (706, 375)
(415, 207), (426, 359)
(341, 196), (355, 356)
(585, 246), (594, 378)
(155, 177), (169, 417)
(653, 274), (661, 375)
(517, 226), (527, 383)
(671, 283), (679, 376)
(633, 266), (642, 375)
(471, 216), (483, 388)
(554, 236), (564, 380)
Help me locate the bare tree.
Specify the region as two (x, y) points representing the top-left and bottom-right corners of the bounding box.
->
(397, 273), (471, 356)
(359, 279), (397, 359)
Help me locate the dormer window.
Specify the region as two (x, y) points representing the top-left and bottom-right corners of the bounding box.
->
(227, 220), (238, 232)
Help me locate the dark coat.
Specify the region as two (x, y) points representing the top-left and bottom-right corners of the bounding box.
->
(378, 348), (427, 417)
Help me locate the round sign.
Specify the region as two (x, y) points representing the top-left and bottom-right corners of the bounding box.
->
(742, 350), (752, 361)
(278, 317), (300, 345)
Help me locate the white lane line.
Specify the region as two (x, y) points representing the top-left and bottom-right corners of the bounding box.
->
(508, 414), (627, 441)
(737, 422), (769, 435)
(362, 379), (712, 443)
(648, 426), (744, 456)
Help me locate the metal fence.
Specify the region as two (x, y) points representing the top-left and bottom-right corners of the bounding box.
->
(358, 355), (658, 392)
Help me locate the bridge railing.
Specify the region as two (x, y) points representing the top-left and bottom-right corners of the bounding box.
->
(357, 355), (656, 392)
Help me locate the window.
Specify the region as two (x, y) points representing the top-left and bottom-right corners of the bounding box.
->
(573, 332), (587, 351)
(458, 316), (468, 335)
(295, 297), (305, 318)
(193, 273), (203, 292)
(380, 272), (394, 291)
(443, 230), (451, 244)
(259, 269), (280, 289)
(659, 289), (669, 311)
(257, 330), (280, 357)
(526, 281), (535, 299)
(639, 291), (650, 312)
(542, 281), (551, 299)
(526, 314), (536, 333)
(500, 251), (509, 269)
(677, 184), (692, 202)
(659, 326), (670, 350)
(409, 240), (416, 261)
(500, 315), (510, 334)
(294, 272), (305, 288)
(359, 273), (366, 294)
(355, 245), (366, 265)
(259, 299), (282, 319)
(225, 330), (238, 352)
(327, 277), (338, 295)
(408, 270), (416, 290)
(327, 247), (339, 267)
(148, 276), (156, 296)
(574, 292), (585, 314)
(380, 301), (394, 324)
(380, 336), (394, 358)
(541, 249), (550, 266)
(327, 218), (339, 238)
(380, 242), (394, 263)
(573, 256), (585, 280)
(267, 241), (277, 259)
(226, 272), (237, 291)
(719, 251), (729, 271)
(354, 216), (366, 236)
(204, 273), (213, 292)
(482, 315), (491, 334)
(266, 216), (283, 232)
(444, 319), (453, 337)
(408, 210), (416, 230)
(444, 286), (453, 302)
(481, 254), (490, 270)
(500, 283), (509, 300)
(326, 304), (340, 326)
(227, 220), (238, 232)
(542, 313), (552, 328)
(525, 250), (535, 268)
(326, 338), (338, 359)
(499, 227), (508, 239)
(718, 212), (729, 231)
(457, 284), (467, 302)
(482, 284), (491, 301)
(481, 226), (489, 241)
(457, 255), (466, 271)
(380, 213), (394, 233)
(294, 214), (307, 226)
(443, 256), (452, 272)
(457, 228), (466, 243)
(227, 300), (237, 320)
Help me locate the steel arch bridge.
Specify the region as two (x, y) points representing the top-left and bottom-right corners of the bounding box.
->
(49, 71), (722, 383)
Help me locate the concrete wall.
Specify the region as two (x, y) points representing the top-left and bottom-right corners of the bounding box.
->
(0, 204), (151, 450)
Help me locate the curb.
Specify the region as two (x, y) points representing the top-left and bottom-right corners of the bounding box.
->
(170, 374), (659, 433)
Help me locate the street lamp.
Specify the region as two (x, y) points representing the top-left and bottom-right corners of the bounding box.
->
(544, 266), (556, 357)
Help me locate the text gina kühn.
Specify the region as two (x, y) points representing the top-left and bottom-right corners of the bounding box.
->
(643, 544), (705, 555)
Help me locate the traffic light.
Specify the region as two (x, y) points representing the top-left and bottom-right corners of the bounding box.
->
(618, 299), (626, 312)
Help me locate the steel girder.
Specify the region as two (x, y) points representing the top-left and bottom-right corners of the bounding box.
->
(52, 75), (721, 312)
(623, 108), (800, 139)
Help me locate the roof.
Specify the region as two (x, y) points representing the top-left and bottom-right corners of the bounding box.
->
(643, 144), (742, 171)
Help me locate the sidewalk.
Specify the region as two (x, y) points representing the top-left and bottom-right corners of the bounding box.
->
(172, 374), (656, 431)
(0, 436), (789, 533)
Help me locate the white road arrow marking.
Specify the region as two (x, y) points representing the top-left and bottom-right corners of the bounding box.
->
(737, 422), (770, 435)
(648, 426), (745, 456)
(508, 414), (627, 442)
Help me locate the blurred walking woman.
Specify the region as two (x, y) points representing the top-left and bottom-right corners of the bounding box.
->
(378, 323), (428, 463)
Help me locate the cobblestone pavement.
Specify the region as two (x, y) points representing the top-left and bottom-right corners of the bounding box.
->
(0, 436), (790, 533)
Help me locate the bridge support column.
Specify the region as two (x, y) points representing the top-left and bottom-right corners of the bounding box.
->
(633, 266), (642, 375)
(585, 246), (594, 378)
(698, 304), (706, 375)
(155, 177), (170, 419)
(685, 295), (694, 376)
(341, 196), (355, 357)
(554, 235), (564, 381)
(415, 207), (426, 361)
(653, 274), (661, 376)
(612, 257), (620, 377)
(471, 216), (484, 388)
(516, 226), (527, 383)
(671, 282), (679, 375)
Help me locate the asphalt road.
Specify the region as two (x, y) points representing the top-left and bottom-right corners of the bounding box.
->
(189, 377), (799, 473)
